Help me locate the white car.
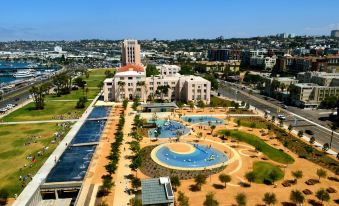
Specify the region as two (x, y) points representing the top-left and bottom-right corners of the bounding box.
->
(278, 114), (286, 120)
(265, 109), (271, 114)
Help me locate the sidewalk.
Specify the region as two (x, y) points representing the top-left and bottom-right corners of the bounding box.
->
(113, 103), (135, 206)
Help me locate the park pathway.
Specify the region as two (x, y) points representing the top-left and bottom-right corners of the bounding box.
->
(113, 103), (135, 206)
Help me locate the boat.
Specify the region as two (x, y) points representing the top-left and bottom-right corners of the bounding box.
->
(13, 69), (36, 78)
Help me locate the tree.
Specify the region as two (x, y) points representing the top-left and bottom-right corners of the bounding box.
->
(269, 170), (280, 185)
(250, 122), (256, 130)
(322, 143), (330, 151)
(104, 70), (115, 78)
(30, 84), (48, 110)
(76, 96), (87, 109)
(170, 176), (181, 190)
(245, 172), (255, 186)
(177, 101), (184, 113)
(194, 174), (207, 190)
(210, 125), (216, 134)
(196, 132), (203, 142)
(236, 119), (241, 127)
(263, 192), (277, 205)
(97, 81), (104, 90)
(178, 191), (190, 206)
(235, 193), (247, 206)
(218, 173), (231, 188)
(197, 99), (205, 111)
(288, 124), (293, 133)
(290, 190), (304, 206)
(291, 170), (303, 182)
(204, 74), (219, 90)
(73, 77), (86, 90)
(309, 136), (315, 144)
(315, 188), (330, 203)
(297, 130), (303, 138)
(203, 192), (219, 206)
(100, 175), (114, 195)
(179, 64), (194, 75)
(131, 177), (141, 190)
(146, 64), (160, 77)
(316, 168), (327, 182)
(188, 101), (195, 111)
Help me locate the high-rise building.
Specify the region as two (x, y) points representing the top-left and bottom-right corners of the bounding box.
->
(207, 49), (230, 61)
(331, 30), (339, 38)
(121, 39), (141, 66)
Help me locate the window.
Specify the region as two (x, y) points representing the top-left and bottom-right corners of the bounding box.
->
(150, 82), (154, 85)
(192, 84), (195, 87)
(150, 87), (154, 91)
(128, 77), (133, 80)
(107, 83), (112, 85)
(120, 77), (125, 80)
(192, 95), (195, 100)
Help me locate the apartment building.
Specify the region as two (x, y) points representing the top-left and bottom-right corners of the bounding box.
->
(103, 64), (211, 103)
(121, 39), (141, 66)
(297, 71), (339, 86)
(291, 83), (339, 108)
(156, 64), (180, 76)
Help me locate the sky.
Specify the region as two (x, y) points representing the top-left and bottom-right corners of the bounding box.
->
(0, 0), (339, 41)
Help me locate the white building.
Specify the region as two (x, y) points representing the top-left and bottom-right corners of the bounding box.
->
(54, 46), (62, 53)
(103, 64), (211, 103)
(156, 64), (180, 76)
(121, 39), (141, 66)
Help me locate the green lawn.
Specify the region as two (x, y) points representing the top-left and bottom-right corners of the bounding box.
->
(0, 123), (71, 196)
(220, 130), (294, 164)
(234, 118), (268, 129)
(251, 161), (284, 184)
(2, 101), (88, 122)
(209, 96), (233, 107)
(46, 88), (100, 100)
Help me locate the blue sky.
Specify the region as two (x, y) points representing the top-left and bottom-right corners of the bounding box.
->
(0, 0), (338, 41)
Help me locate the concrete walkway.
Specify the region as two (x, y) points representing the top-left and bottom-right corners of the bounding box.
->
(113, 103), (135, 206)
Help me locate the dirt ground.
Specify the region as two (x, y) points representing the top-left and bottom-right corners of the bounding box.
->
(137, 110), (339, 206)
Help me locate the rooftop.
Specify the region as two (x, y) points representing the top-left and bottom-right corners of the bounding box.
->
(141, 177), (174, 205)
(117, 64), (144, 73)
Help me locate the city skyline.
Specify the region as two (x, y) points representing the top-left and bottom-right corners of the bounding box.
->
(0, 0), (339, 41)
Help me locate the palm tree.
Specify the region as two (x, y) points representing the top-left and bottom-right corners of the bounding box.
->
(316, 168), (327, 182)
(291, 170), (303, 183)
(203, 192), (219, 206)
(262, 192), (277, 205)
(210, 125), (216, 135)
(315, 188), (330, 204)
(288, 124), (293, 133)
(188, 101), (195, 112)
(218, 173), (231, 188)
(196, 132), (203, 142)
(290, 190), (304, 206)
(194, 174), (207, 191)
(235, 193), (247, 206)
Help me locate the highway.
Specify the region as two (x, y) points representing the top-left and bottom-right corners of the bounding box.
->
(218, 81), (339, 153)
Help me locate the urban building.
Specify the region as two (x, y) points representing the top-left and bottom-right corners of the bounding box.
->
(290, 83), (339, 108)
(141, 177), (174, 206)
(156, 64), (180, 76)
(207, 49), (230, 61)
(196, 60), (240, 73)
(54, 46), (62, 53)
(121, 39), (141, 66)
(250, 56), (276, 70)
(103, 64), (211, 103)
(331, 30), (339, 38)
(297, 71), (339, 86)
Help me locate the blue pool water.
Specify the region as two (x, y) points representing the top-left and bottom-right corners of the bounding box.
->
(46, 145), (96, 182)
(155, 143), (228, 169)
(181, 116), (224, 125)
(88, 106), (111, 119)
(148, 120), (190, 138)
(71, 120), (106, 144)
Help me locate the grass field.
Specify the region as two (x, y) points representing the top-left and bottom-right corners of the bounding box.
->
(209, 96), (233, 107)
(234, 118), (267, 129)
(220, 130), (294, 164)
(0, 123), (70, 196)
(2, 101), (88, 122)
(251, 161), (284, 184)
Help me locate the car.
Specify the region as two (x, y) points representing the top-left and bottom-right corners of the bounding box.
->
(305, 130), (314, 135)
(282, 104), (288, 109)
(265, 109), (271, 114)
(278, 114), (286, 120)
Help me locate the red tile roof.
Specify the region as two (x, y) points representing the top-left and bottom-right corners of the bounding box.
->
(117, 64), (144, 73)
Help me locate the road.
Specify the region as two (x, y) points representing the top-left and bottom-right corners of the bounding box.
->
(218, 82), (339, 153)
